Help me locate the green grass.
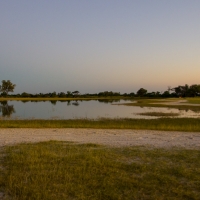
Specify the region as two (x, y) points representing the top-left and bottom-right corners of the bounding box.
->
(0, 141), (199, 200)
(185, 98), (200, 104)
(137, 112), (180, 117)
(1, 118), (200, 131)
(118, 98), (200, 112)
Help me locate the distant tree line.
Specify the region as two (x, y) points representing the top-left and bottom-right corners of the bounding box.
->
(0, 80), (200, 98)
(170, 84), (200, 97)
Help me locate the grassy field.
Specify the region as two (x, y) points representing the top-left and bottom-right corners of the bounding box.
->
(0, 141), (199, 200)
(117, 98), (200, 112)
(0, 118), (200, 131)
(185, 98), (200, 104)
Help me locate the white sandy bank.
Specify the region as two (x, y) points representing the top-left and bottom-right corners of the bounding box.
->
(0, 129), (199, 149)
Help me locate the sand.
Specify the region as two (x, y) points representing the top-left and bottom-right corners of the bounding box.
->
(0, 129), (199, 149)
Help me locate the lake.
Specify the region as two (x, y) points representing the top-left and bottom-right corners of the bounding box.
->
(0, 99), (199, 119)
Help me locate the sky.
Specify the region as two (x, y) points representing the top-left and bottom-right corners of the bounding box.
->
(0, 0), (200, 94)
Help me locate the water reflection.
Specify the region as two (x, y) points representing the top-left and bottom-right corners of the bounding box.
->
(49, 100), (80, 106)
(21, 100), (29, 103)
(50, 100), (74, 105)
(0, 100), (200, 119)
(71, 101), (79, 106)
(50, 100), (57, 105)
(98, 99), (121, 103)
(0, 101), (15, 117)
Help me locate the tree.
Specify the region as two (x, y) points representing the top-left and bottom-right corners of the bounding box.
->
(51, 92), (57, 97)
(58, 92), (66, 97)
(137, 88), (147, 97)
(172, 84), (189, 97)
(162, 91), (171, 97)
(188, 84), (200, 97)
(67, 91), (72, 96)
(21, 92), (30, 97)
(72, 91), (80, 97)
(0, 80), (16, 96)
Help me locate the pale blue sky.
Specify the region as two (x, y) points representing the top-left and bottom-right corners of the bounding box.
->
(0, 0), (200, 94)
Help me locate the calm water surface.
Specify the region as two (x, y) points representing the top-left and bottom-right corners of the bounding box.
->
(0, 100), (199, 119)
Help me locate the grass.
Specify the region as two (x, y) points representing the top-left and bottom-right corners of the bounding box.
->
(185, 98), (200, 104)
(0, 141), (199, 200)
(1, 118), (200, 131)
(137, 112), (180, 117)
(117, 98), (200, 112)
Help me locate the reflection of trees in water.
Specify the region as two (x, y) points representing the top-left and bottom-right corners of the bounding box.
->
(49, 100), (79, 106)
(49, 100), (80, 106)
(67, 101), (71, 106)
(98, 99), (120, 103)
(21, 100), (29, 103)
(0, 101), (15, 117)
(72, 101), (79, 106)
(50, 100), (57, 105)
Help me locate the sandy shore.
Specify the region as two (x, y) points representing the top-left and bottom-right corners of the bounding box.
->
(0, 129), (200, 149)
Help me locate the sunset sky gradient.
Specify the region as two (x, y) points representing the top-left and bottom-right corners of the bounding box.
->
(0, 0), (200, 94)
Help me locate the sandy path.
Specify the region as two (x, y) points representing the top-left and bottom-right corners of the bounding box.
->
(0, 129), (200, 149)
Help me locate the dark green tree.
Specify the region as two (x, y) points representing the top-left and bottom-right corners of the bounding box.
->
(188, 84), (200, 97)
(72, 91), (80, 97)
(51, 92), (57, 97)
(162, 91), (171, 97)
(21, 92), (31, 97)
(0, 80), (16, 96)
(58, 92), (66, 97)
(137, 88), (147, 97)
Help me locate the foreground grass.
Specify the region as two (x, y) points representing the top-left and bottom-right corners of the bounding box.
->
(1, 118), (200, 131)
(0, 141), (199, 200)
